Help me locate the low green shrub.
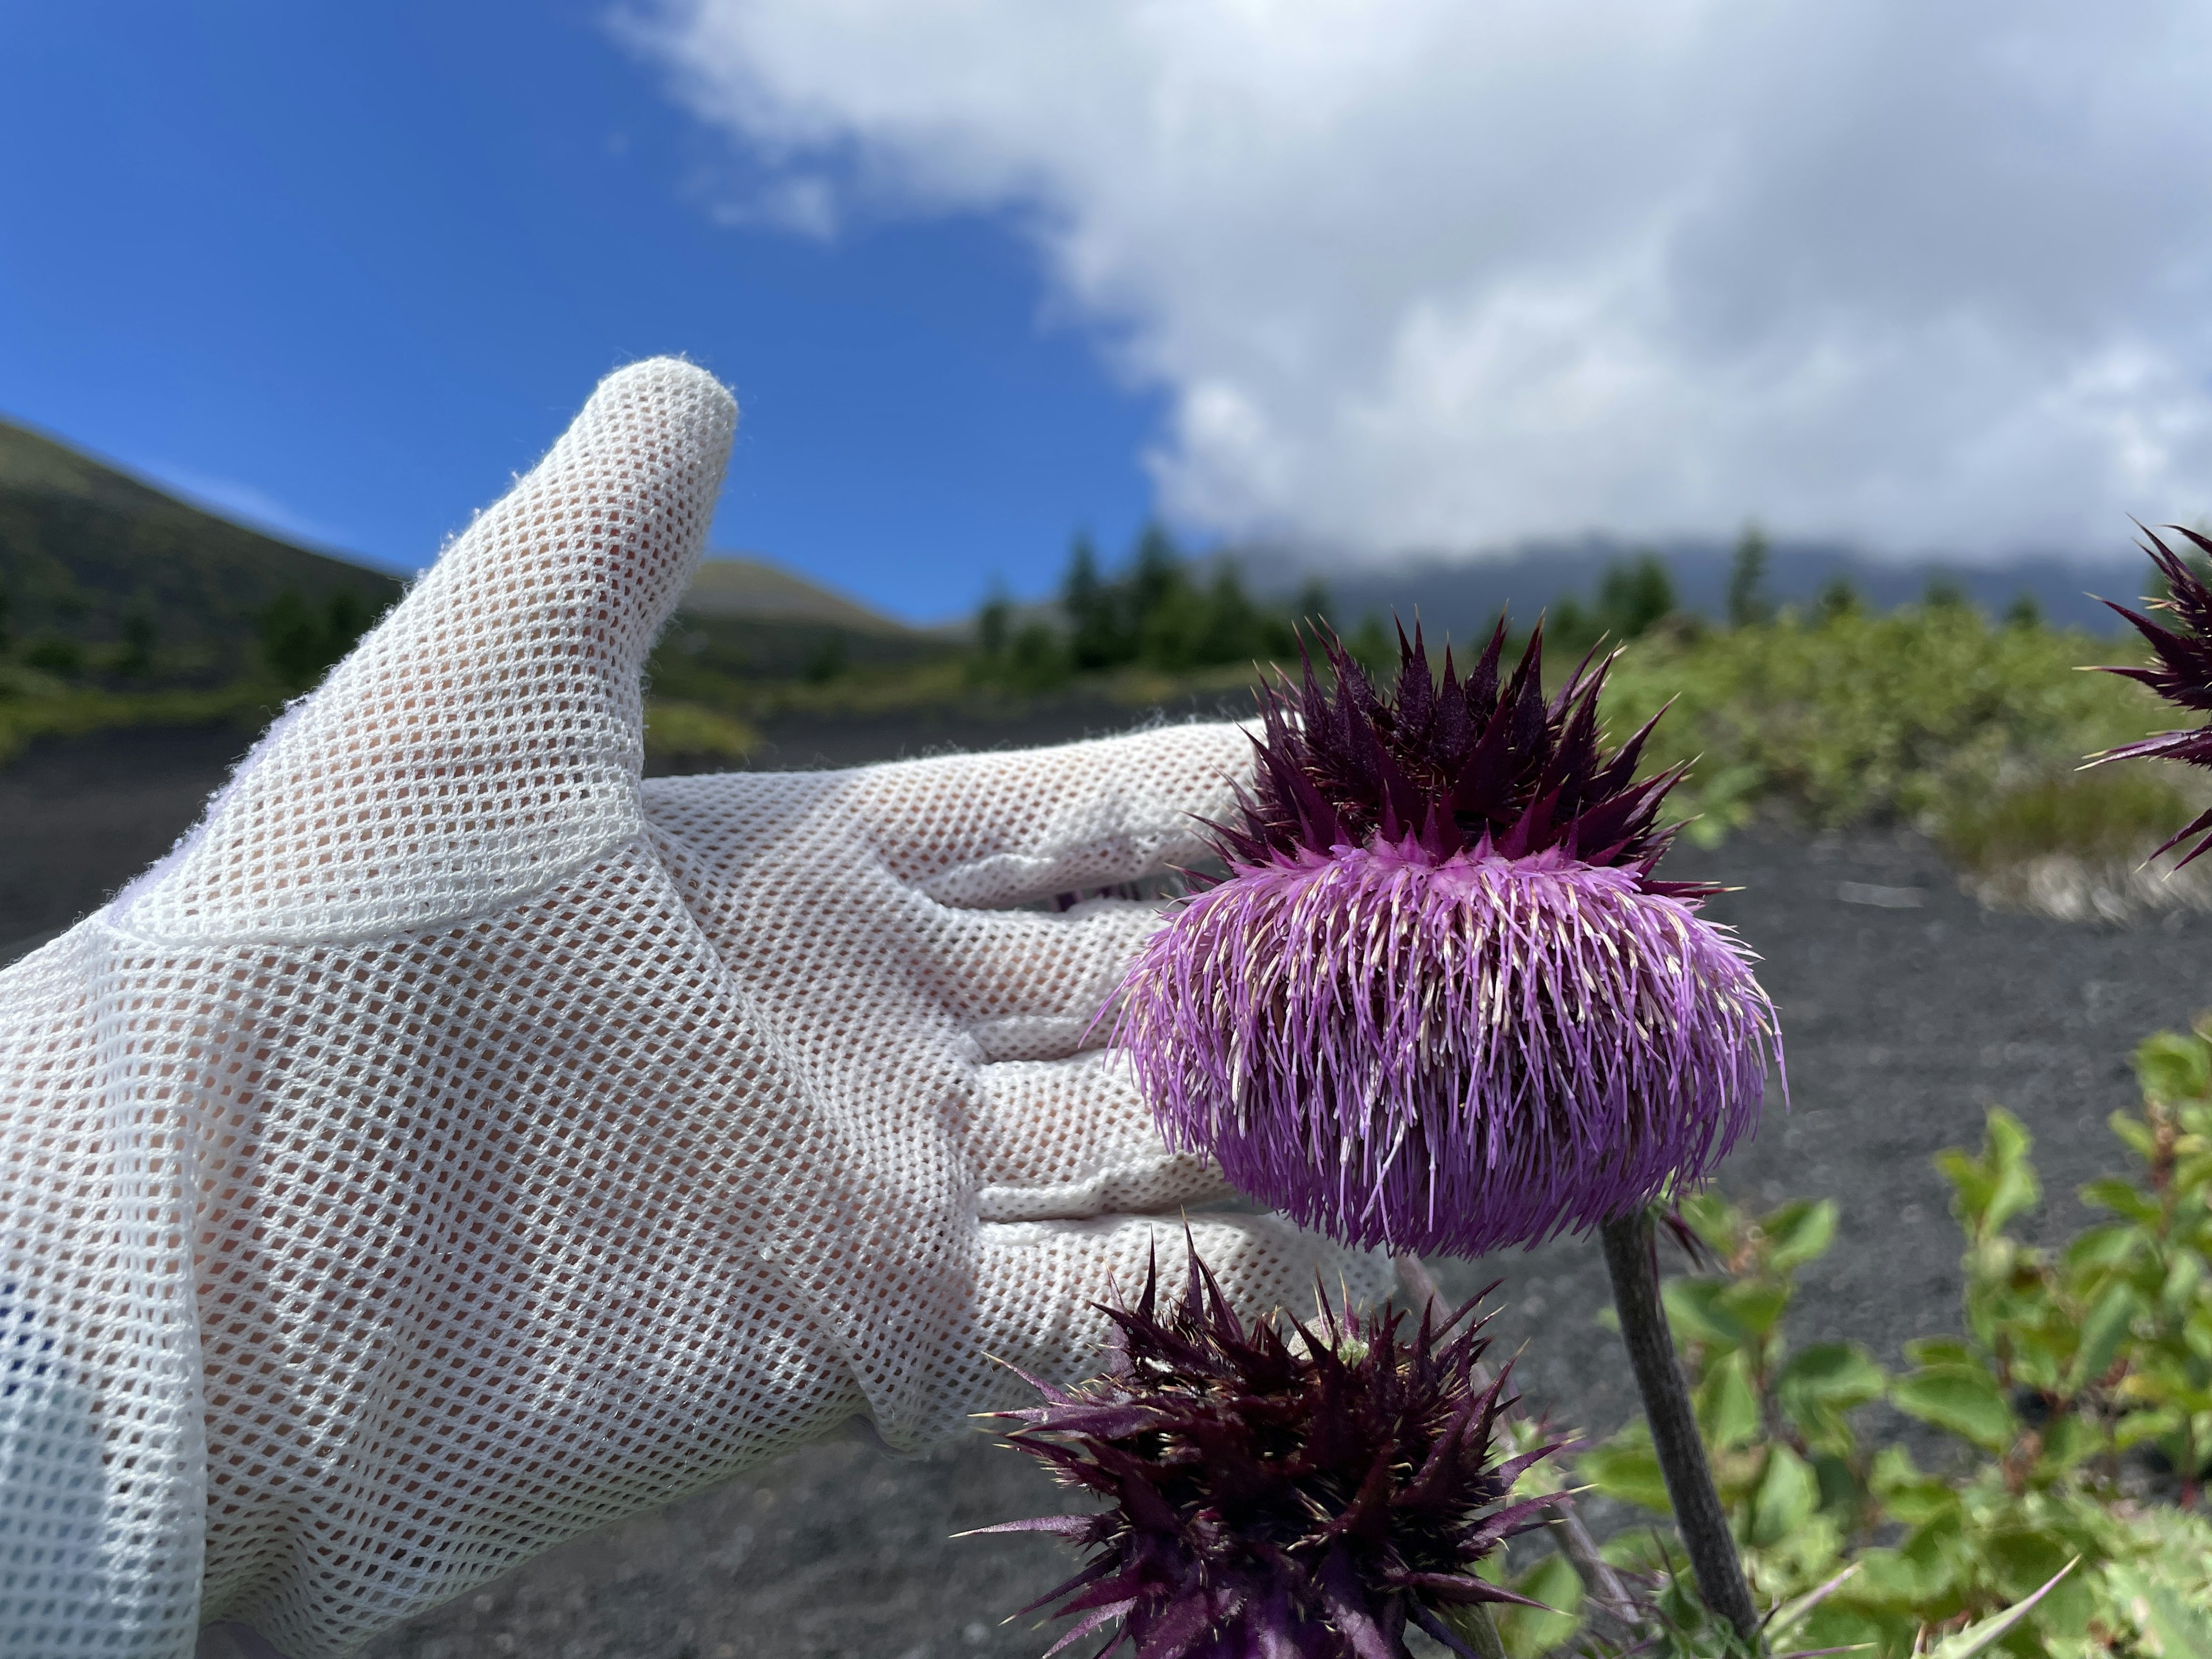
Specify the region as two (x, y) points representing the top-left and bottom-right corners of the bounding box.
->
(0, 680), (284, 767)
(1599, 604), (2172, 857)
(1939, 768), (2198, 876)
(642, 699), (759, 763)
(1499, 1016), (2212, 1657)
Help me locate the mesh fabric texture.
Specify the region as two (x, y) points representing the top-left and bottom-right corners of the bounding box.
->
(0, 359), (1389, 1657)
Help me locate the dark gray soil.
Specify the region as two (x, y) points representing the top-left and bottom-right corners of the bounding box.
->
(8, 719), (2209, 1658)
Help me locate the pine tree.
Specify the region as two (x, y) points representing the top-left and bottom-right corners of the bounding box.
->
(1726, 523), (1771, 628)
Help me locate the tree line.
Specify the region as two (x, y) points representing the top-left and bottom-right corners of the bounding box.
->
(971, 524), (1335, 691)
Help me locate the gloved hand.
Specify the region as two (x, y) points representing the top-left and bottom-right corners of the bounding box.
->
(0, 359), (1388, 1659)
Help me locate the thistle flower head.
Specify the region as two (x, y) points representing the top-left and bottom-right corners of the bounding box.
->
(1118, 623), (1781, 1257)
(2090, 524), (2212, 865)
(975, 1253), (1557, 1659)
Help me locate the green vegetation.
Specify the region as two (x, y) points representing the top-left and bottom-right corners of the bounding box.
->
(1551, 552), (1679, 656)
(0, 416), (403, 689)
(642, 699), (760, 766)
(1491, 1018), (2212, 1657)
(1598, 599), (2184, 875)
(0, 415), (408, 762)
(967, 524), (1331, 691)
(261, 588), (375, 692)
(1726, 524), (1772, 629)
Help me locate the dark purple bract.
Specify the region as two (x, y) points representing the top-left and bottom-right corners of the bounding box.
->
(2091, 524), (2212, 865)
(974, 1252), (1556, 1659)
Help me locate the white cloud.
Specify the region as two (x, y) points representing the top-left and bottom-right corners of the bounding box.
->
(630, 0), (2212, 560)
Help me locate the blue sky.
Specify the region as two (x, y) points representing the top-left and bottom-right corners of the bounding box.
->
(7, 5), (2210, 619)
(0, 3), (1154, 622)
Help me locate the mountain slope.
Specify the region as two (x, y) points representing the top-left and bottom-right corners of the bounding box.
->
(680, 555), (910, 634)
(0, 417), (405, 684)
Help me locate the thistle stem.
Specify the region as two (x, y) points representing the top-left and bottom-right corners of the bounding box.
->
(1392, 1254), (1638, 1633)
(1599, 1209), (1760, 1642)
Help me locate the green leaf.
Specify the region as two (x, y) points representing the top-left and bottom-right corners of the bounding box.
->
(1714, 1278), (1790, 1342)
(1777, 1342), (1886, 1444)
(1871, 1445), (1958, 1527)
(1695, 1349), (1761, 1450)
(1660, 1277), (1745, 1350)
(2138, 1601), (2212, 1659)
(2036, 1412), (2100, 1478)
(1892, 1364), (2016, 1452)
(2084, 1177), (2162, 1225)
(1578, 1435), (1671, 1513)
(1762, 1198), (1839, 1271)
(1492, 1551), (1582, 1659)
(2067, 1282), (2142, 1390)
(2111, 1109), (2160, 1163)
(1778, 1340), (1887, 1403)
(1979, 1527), (2077, 1604)
(1920, 1559), (2078, 1659)
(2115, 1404), (2185, 1450)
(1748, 1443), (1817, 1548)
(1904, 1337), (1978, 1369)
(2136, 1581), (2212, 1659)
(1937, 1116), (2043, 1241)
(1677, 1190), (1740, 1256)
(1850, 1546), (1927, 1612)
(1897, 1518), (1968, 1616)
(2062, 1222), (2139, 1273)
(1762, 1563), (1860, 1649)
(2162, 1249), (2205, 1312)
(2137, 1031), (2212, 1105)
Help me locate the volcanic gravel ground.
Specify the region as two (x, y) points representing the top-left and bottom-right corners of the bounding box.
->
(7, 720), (2211, 1657)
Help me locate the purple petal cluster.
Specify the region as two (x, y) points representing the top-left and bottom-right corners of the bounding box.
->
(2091, 524), (2212, 865)
(1121, 842), (1774, 1256)
(976, 1253), (1556, 1659)
(1117, 623), (1780, 1256)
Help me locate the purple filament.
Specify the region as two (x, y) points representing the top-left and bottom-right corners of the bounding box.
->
(1118, 839), (1781, 1258)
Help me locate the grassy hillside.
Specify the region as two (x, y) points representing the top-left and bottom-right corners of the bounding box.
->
(657, 558), (956, 690)
(0, 416), (406, 687)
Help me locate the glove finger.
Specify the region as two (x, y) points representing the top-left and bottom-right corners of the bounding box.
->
(847, 723), (1255, 910)
(971, 1052), (1229, 1222)
(112, 358), (736, 945)
(933, 898), (1161, 1057)
(939, 1215), (1395, 1430)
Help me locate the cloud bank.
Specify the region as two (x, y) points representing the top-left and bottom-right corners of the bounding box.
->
(634, 1), (2212, 562)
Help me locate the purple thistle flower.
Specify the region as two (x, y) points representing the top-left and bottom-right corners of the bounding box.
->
(2089, 524), (2212, 865)
(1117, 623), (1781, 1257)
(972, 1251), (1559, 1659)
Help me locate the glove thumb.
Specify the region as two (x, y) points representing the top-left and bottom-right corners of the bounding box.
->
(110, 358), (736, 946)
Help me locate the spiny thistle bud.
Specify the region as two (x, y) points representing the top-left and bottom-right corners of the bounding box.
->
(974, 1252), (1557, 1659)
(1117, 622), (1781, 1257)
(2091, 524), (2212, 865)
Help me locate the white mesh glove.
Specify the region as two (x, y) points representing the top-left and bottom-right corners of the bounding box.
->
(0, 359), (1389, 1659)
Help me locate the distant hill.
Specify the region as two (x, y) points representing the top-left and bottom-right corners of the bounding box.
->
(1237, 535), (2152, 640)
(0, 417), (405, 686)
(680, 555), (910, 634)
(653, 553), (949, 688)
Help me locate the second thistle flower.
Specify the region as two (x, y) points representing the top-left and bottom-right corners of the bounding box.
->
(1118, 623), (1783, 1257)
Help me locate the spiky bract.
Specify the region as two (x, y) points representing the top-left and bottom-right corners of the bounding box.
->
(976, 1254), (1556, 1659)
(2091, 524), (2212, 865)
(1215, 622), (1711, 897)
(1116, 623), (1778, 1257)
(1120, 842), (1776, 1256)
